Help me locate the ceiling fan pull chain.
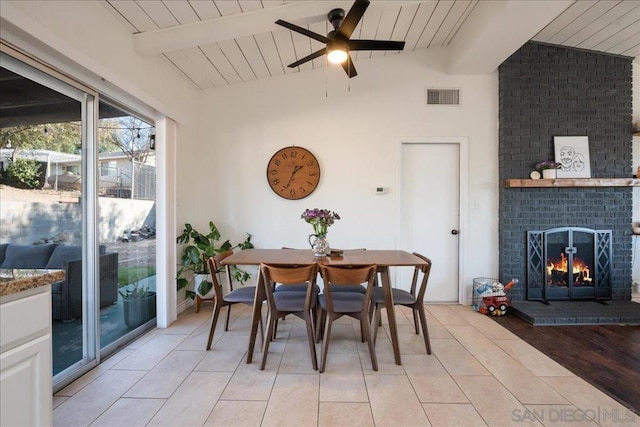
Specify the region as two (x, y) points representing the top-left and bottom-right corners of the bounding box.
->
(325, 56), (328, 98)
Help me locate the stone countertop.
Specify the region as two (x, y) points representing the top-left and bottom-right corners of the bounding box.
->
(0, 269), (64, 297)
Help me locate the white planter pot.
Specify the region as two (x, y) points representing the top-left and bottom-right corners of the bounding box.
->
(542, 169), (557, 179)
(194, 274), (214, 299)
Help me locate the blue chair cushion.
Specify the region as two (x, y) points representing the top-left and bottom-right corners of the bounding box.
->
(319, 292), (365, 313)
(0, 244), (56, 269)
(224, 286), (257, 304)
(45, 245), (82, 269)
(371, 287), (416, 305)
(330, 284), (365, 293)
(274, 291), (315, 311)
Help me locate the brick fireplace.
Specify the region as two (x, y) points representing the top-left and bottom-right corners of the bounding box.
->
(498, 42), (634, 302)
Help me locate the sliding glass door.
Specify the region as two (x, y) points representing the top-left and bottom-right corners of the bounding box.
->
(0, 52), (156, 390)
(97, 100), (156, 351)
(1, 55), (94, 380)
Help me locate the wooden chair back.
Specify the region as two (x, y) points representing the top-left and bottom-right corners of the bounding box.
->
(411, 252), (432, 302)
(319, 264), (376, 313)
(205, 250), (235, 297)
(260, 263), (318, 311)
(206, 256), (225, 300)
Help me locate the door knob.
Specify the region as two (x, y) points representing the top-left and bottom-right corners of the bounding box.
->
(451, 229), (459, 235)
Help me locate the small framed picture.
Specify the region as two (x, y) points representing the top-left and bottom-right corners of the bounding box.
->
(554, 136), (591, 178)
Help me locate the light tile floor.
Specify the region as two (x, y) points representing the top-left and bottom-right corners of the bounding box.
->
(53, 304), (639, 426)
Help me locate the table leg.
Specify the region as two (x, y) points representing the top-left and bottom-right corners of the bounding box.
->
(246, 273), (265, 364)
(381, 267), (401, 365)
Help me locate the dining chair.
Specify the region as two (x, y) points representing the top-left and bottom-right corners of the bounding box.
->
(317, 264), (378, 373)
(274, 248), (367, 341)
(275, 248), (368, 294)
(260, 263), (319, 370)
(205, 251), (263, 350)
(371, 253), (432, 354)
(327, 248), (371, 292)
(273, 248), (322, 293)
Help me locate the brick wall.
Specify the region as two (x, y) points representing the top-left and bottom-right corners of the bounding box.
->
(498, 42), (634, 301)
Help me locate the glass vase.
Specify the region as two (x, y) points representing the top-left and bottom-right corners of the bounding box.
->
(308, 233), (330, 257)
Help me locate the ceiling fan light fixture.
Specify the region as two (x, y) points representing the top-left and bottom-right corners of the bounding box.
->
(276, 0), (404, 78)
(327, 47), (348, 64)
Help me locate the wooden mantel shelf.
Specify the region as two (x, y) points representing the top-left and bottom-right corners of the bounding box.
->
(504, 178), (640, 188)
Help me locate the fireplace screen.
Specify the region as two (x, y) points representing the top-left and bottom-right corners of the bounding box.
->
(527, 227), (611, 301)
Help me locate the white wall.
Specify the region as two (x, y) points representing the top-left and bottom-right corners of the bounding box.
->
(180, 49), (499, 298)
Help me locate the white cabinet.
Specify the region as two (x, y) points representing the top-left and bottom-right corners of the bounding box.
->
(1, 286), (52, 427)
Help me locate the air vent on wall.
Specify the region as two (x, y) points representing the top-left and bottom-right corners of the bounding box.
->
(425, 88), (460, 105)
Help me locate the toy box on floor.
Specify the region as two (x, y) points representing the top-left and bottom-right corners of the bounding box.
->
(472, 277), (518, 316)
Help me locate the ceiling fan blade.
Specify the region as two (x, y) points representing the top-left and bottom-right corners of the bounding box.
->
(337, 0), (369, 40)
(341, 54), (358, 78)
(287, 48), (328, 68)
(275, 19), (329, 44)
(347, 39), (406, 51)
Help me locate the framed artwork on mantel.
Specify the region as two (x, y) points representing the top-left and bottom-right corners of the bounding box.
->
(554, 136), (591, 178)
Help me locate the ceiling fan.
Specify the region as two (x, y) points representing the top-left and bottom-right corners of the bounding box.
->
(275, 0), (406, 78)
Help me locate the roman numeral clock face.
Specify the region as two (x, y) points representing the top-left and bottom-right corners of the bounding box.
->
(267, 146), (321, 200)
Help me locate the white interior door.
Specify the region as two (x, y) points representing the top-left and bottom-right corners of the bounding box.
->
(400, 142), (460, 302)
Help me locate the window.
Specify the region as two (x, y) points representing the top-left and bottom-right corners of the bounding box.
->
(100, 161), (116, 177)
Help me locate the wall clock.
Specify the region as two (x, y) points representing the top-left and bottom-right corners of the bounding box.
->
(266, 146), (321, 200)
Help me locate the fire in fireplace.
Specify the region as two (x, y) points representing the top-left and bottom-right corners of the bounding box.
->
(546, 253), (592, 287)
(527, 227), (611, 301)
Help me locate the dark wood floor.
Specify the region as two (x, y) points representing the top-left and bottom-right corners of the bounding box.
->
(492, 315), (640, 415)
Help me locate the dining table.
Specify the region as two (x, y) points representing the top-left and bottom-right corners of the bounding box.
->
(220, 248), (428, 365)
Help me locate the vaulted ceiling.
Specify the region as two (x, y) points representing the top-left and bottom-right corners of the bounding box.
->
(92, 1), (640, 90)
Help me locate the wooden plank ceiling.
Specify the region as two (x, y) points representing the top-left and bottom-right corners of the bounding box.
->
(103, 0), (640, 90)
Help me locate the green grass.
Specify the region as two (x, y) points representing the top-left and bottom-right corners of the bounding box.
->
(118, 266), (156, 287)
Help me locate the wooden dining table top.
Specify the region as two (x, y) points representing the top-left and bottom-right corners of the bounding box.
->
(220, 248), (427, 267)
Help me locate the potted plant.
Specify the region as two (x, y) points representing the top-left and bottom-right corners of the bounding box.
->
(535, 160), (561, 179)
(176, 221), (254, 301)
(120, 281), (156, 328)
(301, 208), (340, 257)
